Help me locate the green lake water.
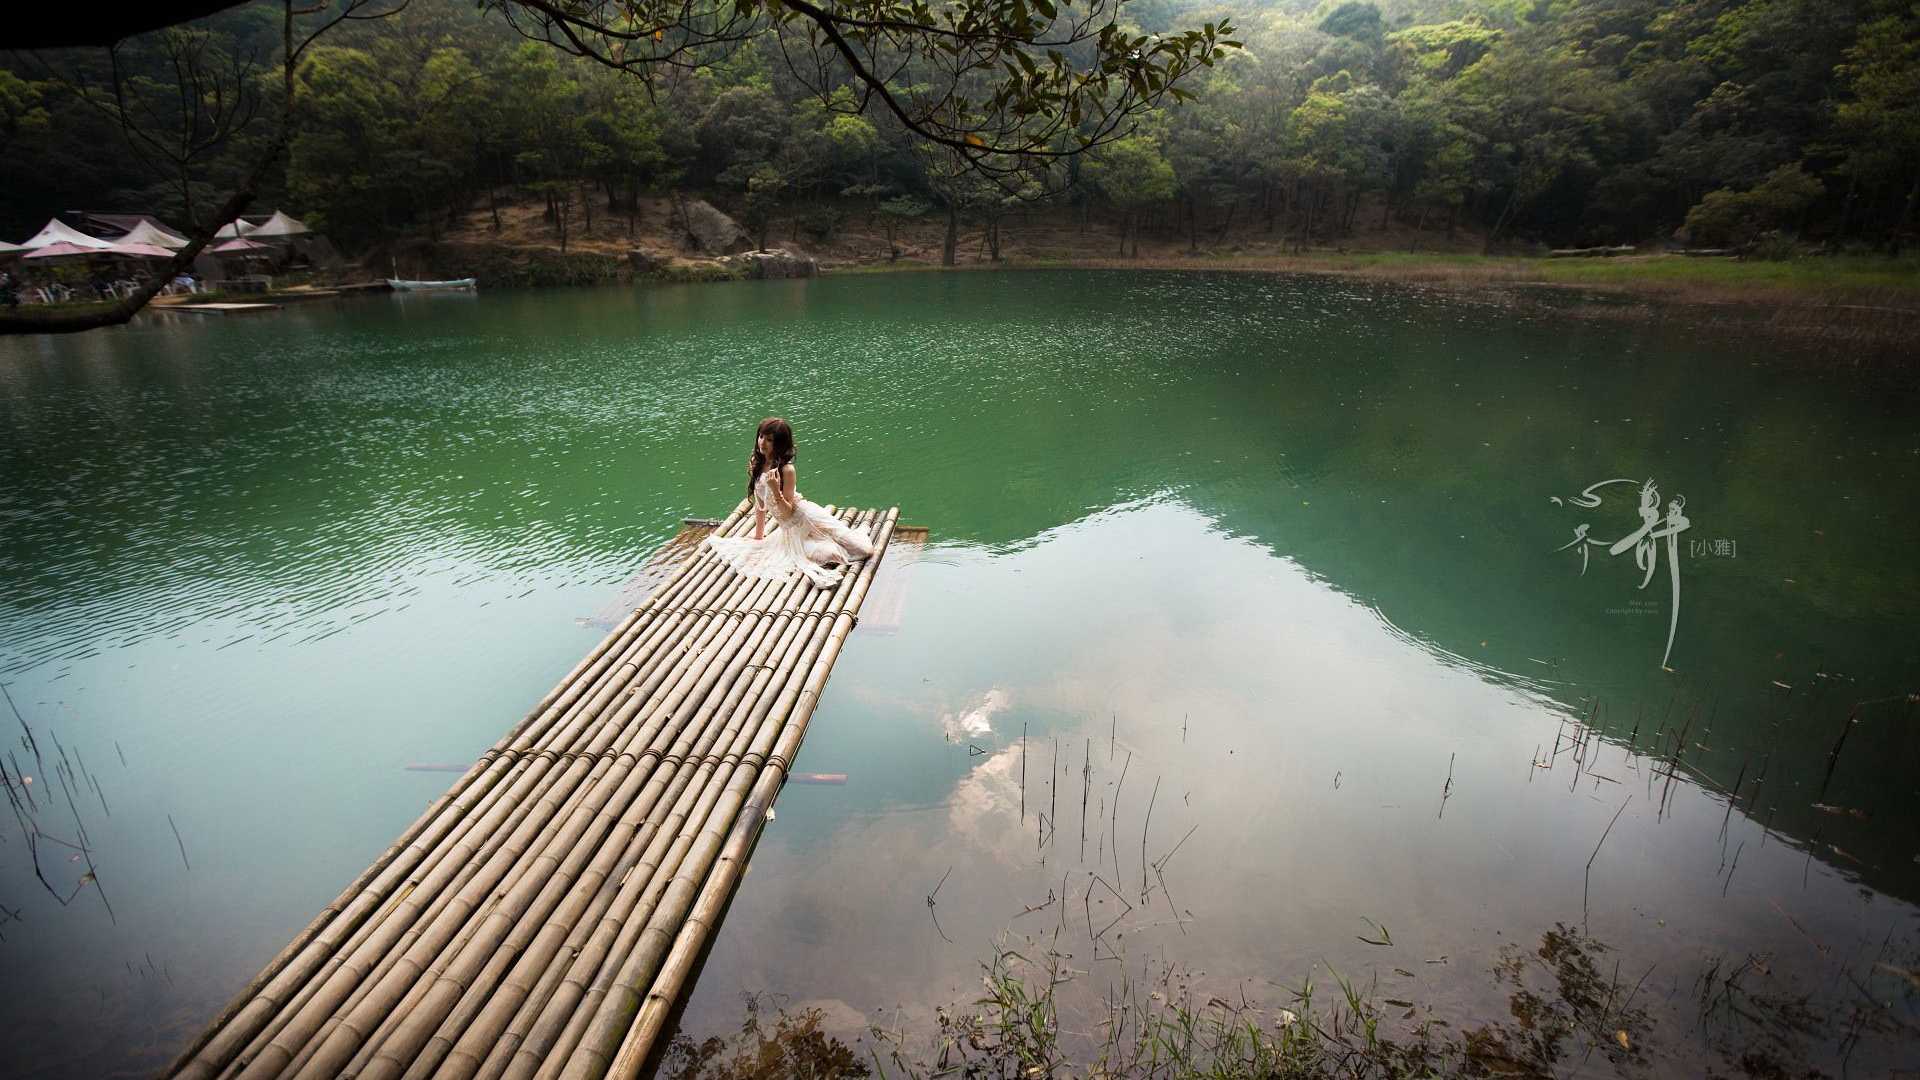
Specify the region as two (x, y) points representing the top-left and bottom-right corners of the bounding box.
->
(0, 271), (1915, 1076)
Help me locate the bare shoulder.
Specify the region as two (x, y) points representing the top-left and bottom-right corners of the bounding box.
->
(781, 463), (797, 482)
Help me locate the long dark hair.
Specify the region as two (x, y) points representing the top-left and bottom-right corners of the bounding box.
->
(748, 417), (795, 498)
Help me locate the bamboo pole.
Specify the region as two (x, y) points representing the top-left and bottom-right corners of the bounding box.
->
(283, 553), (790, 1079)
(408, 511), (868, 1080)
(259, 563), (792, 1080)
(605, 509), (899, 1079)
(507, 528), (755, 762)
(215, 751), (545, 1078)
(222, 518), (764, 1068)
(356, 516), (839, 1077)
(171, 502), (750, 1080)
(283, 511), (832, 1079)
(521, 501), (752, 723)
(560, 510), (896, 1080)
(520, 523), (878, 1080)
(365, 544), (837, 1079)
(461, 513), (871, 1080)
(172, 501), (893, 1080)
(232, 556), (756, 1080)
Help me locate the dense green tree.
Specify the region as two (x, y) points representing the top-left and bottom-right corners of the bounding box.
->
(1085, 133), (1177, 255)
(6, 0), (1920, 333)
(1833, 1), (1920, 250)
(1684, 161), (1826, 245)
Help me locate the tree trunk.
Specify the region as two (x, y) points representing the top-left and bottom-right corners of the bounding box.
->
(1893, 169), (1920, 258)
(1445, 203), (1458, 241)
(1483, 189), (1516, 254)
(580, 185), (593, 232)
(1188, 196), (1199, 253)
(1836, 171), (1857, 243)
(1214, 199), (1237, 244)
(489, 186), (501, 233)
(942, 202), (958, 266)
(1410, 204), (1428, 252)
(1380, 192), (1393, 231)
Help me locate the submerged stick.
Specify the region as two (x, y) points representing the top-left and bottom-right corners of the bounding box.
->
(1719, 752), (1750, 840)
(169, 814), (191, 871)
(1, 683), (41, 769)
(84, 847), (116, 925)
(1140, 777), (1159, 900)
(1049, 737), (1058, 850)
(1080, 739), (1090, 860)
(1817, 705), (1859, 801)
(9, 751), (34, 812)
(1153, 824), (1198, 874)
(54, 761), (88, 849)
(1584, 795), (1632, 926)
(926, 866), (953, 944)
(1721, 840), (1745, 898)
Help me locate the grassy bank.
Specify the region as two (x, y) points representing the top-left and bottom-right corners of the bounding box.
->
(829, 249), (1920, 355)
(979, 250), (1920, 311)
(435, 191), (1919, 316)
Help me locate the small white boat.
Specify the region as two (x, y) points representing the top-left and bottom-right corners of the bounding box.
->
(386, 277), (476, 292)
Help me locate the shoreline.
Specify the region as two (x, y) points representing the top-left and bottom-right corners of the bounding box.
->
(820, 251), (1920, 356)
(831, 249), (1920, 311)
(60, 246), (1910, 355)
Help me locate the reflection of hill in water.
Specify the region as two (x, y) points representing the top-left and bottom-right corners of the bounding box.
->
(3, 270), (1915, 900)
(1136, 471), (1918, 901)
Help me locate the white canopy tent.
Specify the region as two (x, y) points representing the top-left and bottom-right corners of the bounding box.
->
(118, 219), (190, 249)
(246, 210), (311, 237)
(215, 219), (257, 238)
(21, 218), (116, 250)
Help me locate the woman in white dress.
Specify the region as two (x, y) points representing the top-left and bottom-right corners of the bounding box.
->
(704, 417), (875, 587)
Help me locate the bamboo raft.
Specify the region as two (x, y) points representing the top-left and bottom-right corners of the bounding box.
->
(166, 499), (900, 1080)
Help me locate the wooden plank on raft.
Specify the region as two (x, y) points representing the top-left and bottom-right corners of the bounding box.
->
(165, 502), (900, 1080)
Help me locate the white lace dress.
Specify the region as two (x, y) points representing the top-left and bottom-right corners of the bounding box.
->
(703, 468), (876, 587)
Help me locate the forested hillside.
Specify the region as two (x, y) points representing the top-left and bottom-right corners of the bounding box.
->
(3, 0), (1915, 259)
